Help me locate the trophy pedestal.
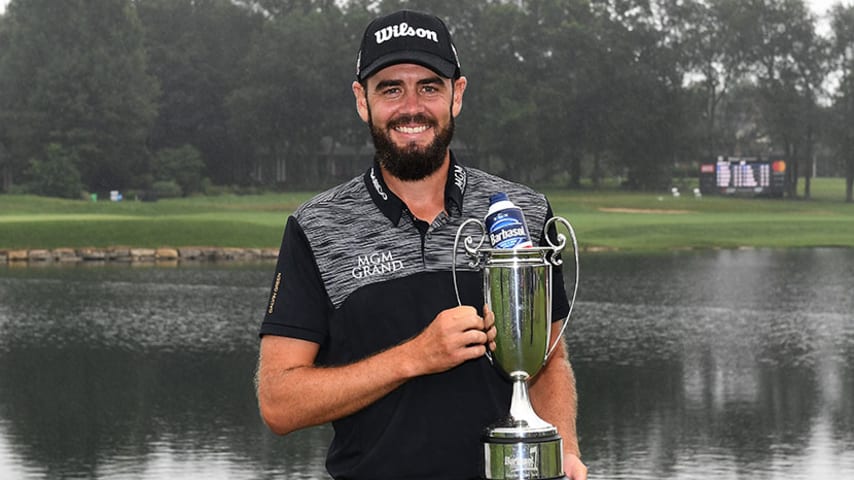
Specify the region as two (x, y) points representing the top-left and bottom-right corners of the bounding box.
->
(481, 378), (565, 480)
(482, 432), (564, 480)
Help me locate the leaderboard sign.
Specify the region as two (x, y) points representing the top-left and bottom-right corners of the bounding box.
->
(699, 156), (786, 197)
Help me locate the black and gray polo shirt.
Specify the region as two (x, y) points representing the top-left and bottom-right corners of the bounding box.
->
(260, 153), (570, 480)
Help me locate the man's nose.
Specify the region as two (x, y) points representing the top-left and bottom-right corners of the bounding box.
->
(399, 90), (425, 114)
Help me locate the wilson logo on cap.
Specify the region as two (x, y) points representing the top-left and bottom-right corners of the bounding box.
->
(374, 22), (439, 45)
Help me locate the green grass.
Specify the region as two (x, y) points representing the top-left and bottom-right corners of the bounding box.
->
(1, 178), (852, 252)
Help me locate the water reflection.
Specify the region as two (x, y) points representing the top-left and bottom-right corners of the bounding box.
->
(0, 250), (852, 479)
(0, 263), (332, 479)
(569, 249), (854, 479)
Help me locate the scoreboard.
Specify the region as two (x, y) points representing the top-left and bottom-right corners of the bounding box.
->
(699, 157), (786, 197)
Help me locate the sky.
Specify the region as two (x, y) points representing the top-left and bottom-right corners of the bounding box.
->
(809, 0), (853, 15)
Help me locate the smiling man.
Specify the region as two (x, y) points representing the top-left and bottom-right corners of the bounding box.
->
(257, 10), (586, 480)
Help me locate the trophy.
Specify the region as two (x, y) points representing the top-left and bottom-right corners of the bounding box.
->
(453, 216), (579, 480)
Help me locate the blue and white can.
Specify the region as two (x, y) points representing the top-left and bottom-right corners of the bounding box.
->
(485, 192), (533, 249)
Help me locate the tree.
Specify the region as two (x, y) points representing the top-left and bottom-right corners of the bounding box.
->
(137, 0), (263, 186)
(2, 0), (846, 194)
(0, 12), (19, 192)
(526, 0), (598, 188)
(152, 144), (206, 196)
(460, 2), (542, 182)
(26, 143), (85, 199)
(0, 0), (159, 193)
(677, 0), (749, 160)
(735, 0), (829, 199)
(227, 2), (361, 188)
(586, 0), (687, 190)
(829, 4), (854, 202)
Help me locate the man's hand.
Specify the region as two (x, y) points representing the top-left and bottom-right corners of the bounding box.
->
(564, 453), (587, 480)
(407, 305), (496, 376)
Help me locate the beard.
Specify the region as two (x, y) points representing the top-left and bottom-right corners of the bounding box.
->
(369, 112), (455, 181)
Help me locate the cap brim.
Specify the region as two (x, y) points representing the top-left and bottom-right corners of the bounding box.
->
(358, 51), (458, 81)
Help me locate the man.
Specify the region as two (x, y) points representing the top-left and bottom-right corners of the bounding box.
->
(257, 9), (587, 480)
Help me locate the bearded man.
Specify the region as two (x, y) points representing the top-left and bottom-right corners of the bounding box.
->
(256, 9), (587, 480)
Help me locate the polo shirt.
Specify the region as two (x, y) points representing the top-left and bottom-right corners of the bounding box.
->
(260, 152), (570, 480)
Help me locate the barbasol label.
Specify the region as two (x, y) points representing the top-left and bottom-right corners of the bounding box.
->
(486, 209), (532, 249)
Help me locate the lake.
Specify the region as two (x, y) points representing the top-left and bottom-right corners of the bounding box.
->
(1, 248), (852, 479)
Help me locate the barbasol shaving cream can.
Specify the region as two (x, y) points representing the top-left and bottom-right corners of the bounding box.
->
(485, 192), (533, 249)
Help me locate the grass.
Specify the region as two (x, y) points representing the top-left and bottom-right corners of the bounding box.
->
(1, 178), (852, 252)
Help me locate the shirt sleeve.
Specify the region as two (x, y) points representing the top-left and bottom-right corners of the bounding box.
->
(538, 202), (572, 322)
(259, 215), (332, 344)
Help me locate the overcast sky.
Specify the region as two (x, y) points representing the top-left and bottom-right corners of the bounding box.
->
(810, 0), (853, 14)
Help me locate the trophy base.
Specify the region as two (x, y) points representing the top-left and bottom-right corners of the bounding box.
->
(482, 433), (564, 480)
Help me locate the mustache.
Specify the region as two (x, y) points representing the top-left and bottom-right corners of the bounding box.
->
(387, 114), (437, 130)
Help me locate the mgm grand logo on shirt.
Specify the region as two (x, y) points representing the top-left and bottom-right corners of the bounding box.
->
(352, 251), (404, 279)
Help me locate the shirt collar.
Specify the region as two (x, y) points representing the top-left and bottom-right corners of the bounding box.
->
(363, 151), (468, 226)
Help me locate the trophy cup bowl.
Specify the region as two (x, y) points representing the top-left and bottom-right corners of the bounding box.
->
(486, 248), (552, 381)
(452, 217), (579, 480)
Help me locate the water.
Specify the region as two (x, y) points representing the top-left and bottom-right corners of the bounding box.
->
(571, 249), (854, 479)
(0, 263), (331, 479)
(0, 249), (852, 479)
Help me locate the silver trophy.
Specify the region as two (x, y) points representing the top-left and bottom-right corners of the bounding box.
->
(453, 216), (579, 480)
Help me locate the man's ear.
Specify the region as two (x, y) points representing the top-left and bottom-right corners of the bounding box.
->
(452, 76), (467, 117)
(352, 81), (370, 123)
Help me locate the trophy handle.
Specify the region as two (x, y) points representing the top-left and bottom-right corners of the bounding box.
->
(452, 219), (492, 364)
(452, 218), (487, 306)
(544, 216), (580, 361)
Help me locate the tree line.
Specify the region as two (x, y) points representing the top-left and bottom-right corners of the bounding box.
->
(1, 0), (853, 201)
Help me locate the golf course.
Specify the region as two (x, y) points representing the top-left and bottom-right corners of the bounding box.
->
(1, 178), (852, 253)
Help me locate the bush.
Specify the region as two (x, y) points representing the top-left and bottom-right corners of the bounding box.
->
(201, 179), (233, 196)
(151, 180), (183, 198)
(26, 144), (85, 199)
(153, 145), (206, 196)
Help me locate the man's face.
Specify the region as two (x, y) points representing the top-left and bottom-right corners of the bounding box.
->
(354, 64), (466, 181)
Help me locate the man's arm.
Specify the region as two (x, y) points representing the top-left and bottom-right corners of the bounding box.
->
(529, 321), (587, 480)
(256, 305), (495, 435)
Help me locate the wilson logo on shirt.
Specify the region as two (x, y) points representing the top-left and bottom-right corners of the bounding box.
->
(352, 251), (404, 279)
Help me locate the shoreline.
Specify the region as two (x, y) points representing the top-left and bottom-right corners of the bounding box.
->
(0, 246), (280, 265)
(4, 244), (852, 267)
